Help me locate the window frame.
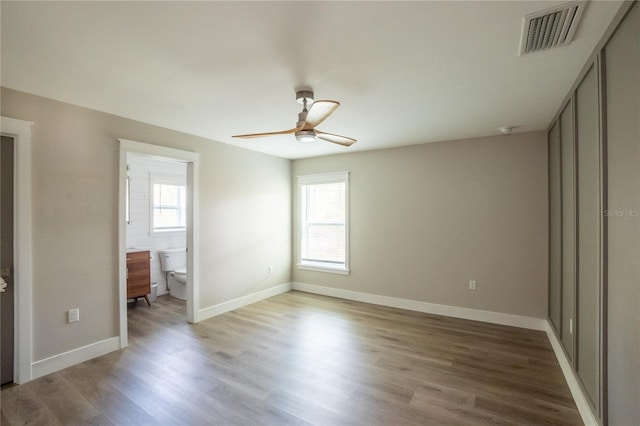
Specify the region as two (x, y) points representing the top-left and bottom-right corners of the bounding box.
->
(297, 171), (350, 275)
(149, 173), (187, 235)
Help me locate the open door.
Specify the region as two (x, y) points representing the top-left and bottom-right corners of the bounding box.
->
(1, 135), (15, 385)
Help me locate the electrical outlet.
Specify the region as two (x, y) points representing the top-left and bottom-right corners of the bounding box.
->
(68, 308), (79, 323)
(268, 265), (274, 275)
(469, 280), (477, 290)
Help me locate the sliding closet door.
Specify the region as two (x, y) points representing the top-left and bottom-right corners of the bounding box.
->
(560, 100), (576, 360)
(548, 122), (562, 332)
(603, 3), (640, 423)
(575, 63), (601, 409)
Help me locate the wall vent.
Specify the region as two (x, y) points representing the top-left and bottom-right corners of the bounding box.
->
(519, 1), (587, 55)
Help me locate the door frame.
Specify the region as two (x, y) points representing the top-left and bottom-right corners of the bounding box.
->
(118, 139), (200, 348)
(1, 116), (33, 384)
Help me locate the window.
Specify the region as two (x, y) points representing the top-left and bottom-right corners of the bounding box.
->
(150, 174), (186, 233)
(298, 172), (349, 274)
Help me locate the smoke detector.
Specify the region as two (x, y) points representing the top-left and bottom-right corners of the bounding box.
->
(499, 126), (516, 135)
(519, 1), (587, 55)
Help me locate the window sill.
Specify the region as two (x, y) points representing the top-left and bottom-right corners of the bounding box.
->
(150, 228), (186, 237)
(297, 262), (350, 275)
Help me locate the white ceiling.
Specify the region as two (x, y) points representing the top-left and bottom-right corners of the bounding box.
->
(1, 1), (622, 159)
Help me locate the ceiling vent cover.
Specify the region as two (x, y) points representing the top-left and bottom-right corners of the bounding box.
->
(519, 1), (587, 55)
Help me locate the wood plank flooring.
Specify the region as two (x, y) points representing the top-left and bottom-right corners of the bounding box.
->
(1, 291), (582, 425)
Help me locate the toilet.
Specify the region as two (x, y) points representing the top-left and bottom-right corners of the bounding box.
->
(158, 248), (187, 300)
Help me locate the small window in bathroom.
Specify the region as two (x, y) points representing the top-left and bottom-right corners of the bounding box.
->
(150, 174), (186, 233)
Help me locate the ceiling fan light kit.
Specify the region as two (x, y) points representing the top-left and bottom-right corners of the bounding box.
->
(232, 88), (357, 147)
(295, 130), (316, 143)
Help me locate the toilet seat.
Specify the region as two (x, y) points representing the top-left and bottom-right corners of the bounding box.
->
(172, 267), (187, 284)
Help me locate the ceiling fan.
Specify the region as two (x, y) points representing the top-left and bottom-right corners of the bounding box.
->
(232, 90), (357, 147)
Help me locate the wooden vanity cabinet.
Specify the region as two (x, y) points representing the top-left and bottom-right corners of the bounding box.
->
(127, 250), (151, 305)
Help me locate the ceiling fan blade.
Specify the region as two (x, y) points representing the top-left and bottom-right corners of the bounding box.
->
(303, 100), (340, 129)
(315, 130), (357, 147)
(232, 126), (302, 139)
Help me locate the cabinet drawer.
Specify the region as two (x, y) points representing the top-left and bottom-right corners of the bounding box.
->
(127, 281), (150, 298)
(127, 251), (150, 264)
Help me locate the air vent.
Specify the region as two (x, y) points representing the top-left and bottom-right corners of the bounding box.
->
(519, 1), (587, 55)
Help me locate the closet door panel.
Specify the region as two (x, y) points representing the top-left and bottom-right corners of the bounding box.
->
(560, 101), (576, 360)
(575, 63), (601, 407)
(604, 3), (640, 423)
(548, 122), (562, 332)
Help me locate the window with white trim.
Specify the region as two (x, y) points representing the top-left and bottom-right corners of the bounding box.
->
(298, 172), (349, 274)
(150, 174), (186, 233)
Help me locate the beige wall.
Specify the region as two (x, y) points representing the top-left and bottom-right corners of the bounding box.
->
(1, 87), (292, 361)
(292, 131), (548, 318)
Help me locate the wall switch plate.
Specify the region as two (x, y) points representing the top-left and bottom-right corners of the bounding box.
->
(569, 318), (573, 334)
(268, 265), (273, 275)
(469, 280), (477, 290)
(68, 308), (79, 323)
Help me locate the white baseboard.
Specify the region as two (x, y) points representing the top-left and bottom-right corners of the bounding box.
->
(197, 282), (292, 322)
(544, 321), (599, 426)
(31, 336), (120, 380)
(291, 282), (546, 331)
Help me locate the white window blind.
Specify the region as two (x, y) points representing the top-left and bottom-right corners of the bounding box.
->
(298, 172), (349, 274)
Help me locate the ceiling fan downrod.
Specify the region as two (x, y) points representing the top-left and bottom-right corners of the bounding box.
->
(296, 90), (313, 126)
(295, 91), (316, 142)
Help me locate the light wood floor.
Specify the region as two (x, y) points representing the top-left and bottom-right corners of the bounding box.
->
(1, 291), (582, 425)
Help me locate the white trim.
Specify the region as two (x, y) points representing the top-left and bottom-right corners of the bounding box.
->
(187, 160), (199, 322)
(291, 282), (546, 330)
(198, 283), (292, 322)
(31, 337), (119, 380)
(118, 147), (129, 347)
(119, 138), (200, 162)
(545, 320), (600, 426)
(297, 264), (350, 275)
(1, 116), (34, 384)
(119, 139), (200, 348)
(296, 171), (349, 184)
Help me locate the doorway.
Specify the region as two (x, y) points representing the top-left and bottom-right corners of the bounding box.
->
(0, 116), (33, 385)
(118, 139), (200, 348)
(126, 153), (188, 314)
(1, 136), (15, 385)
